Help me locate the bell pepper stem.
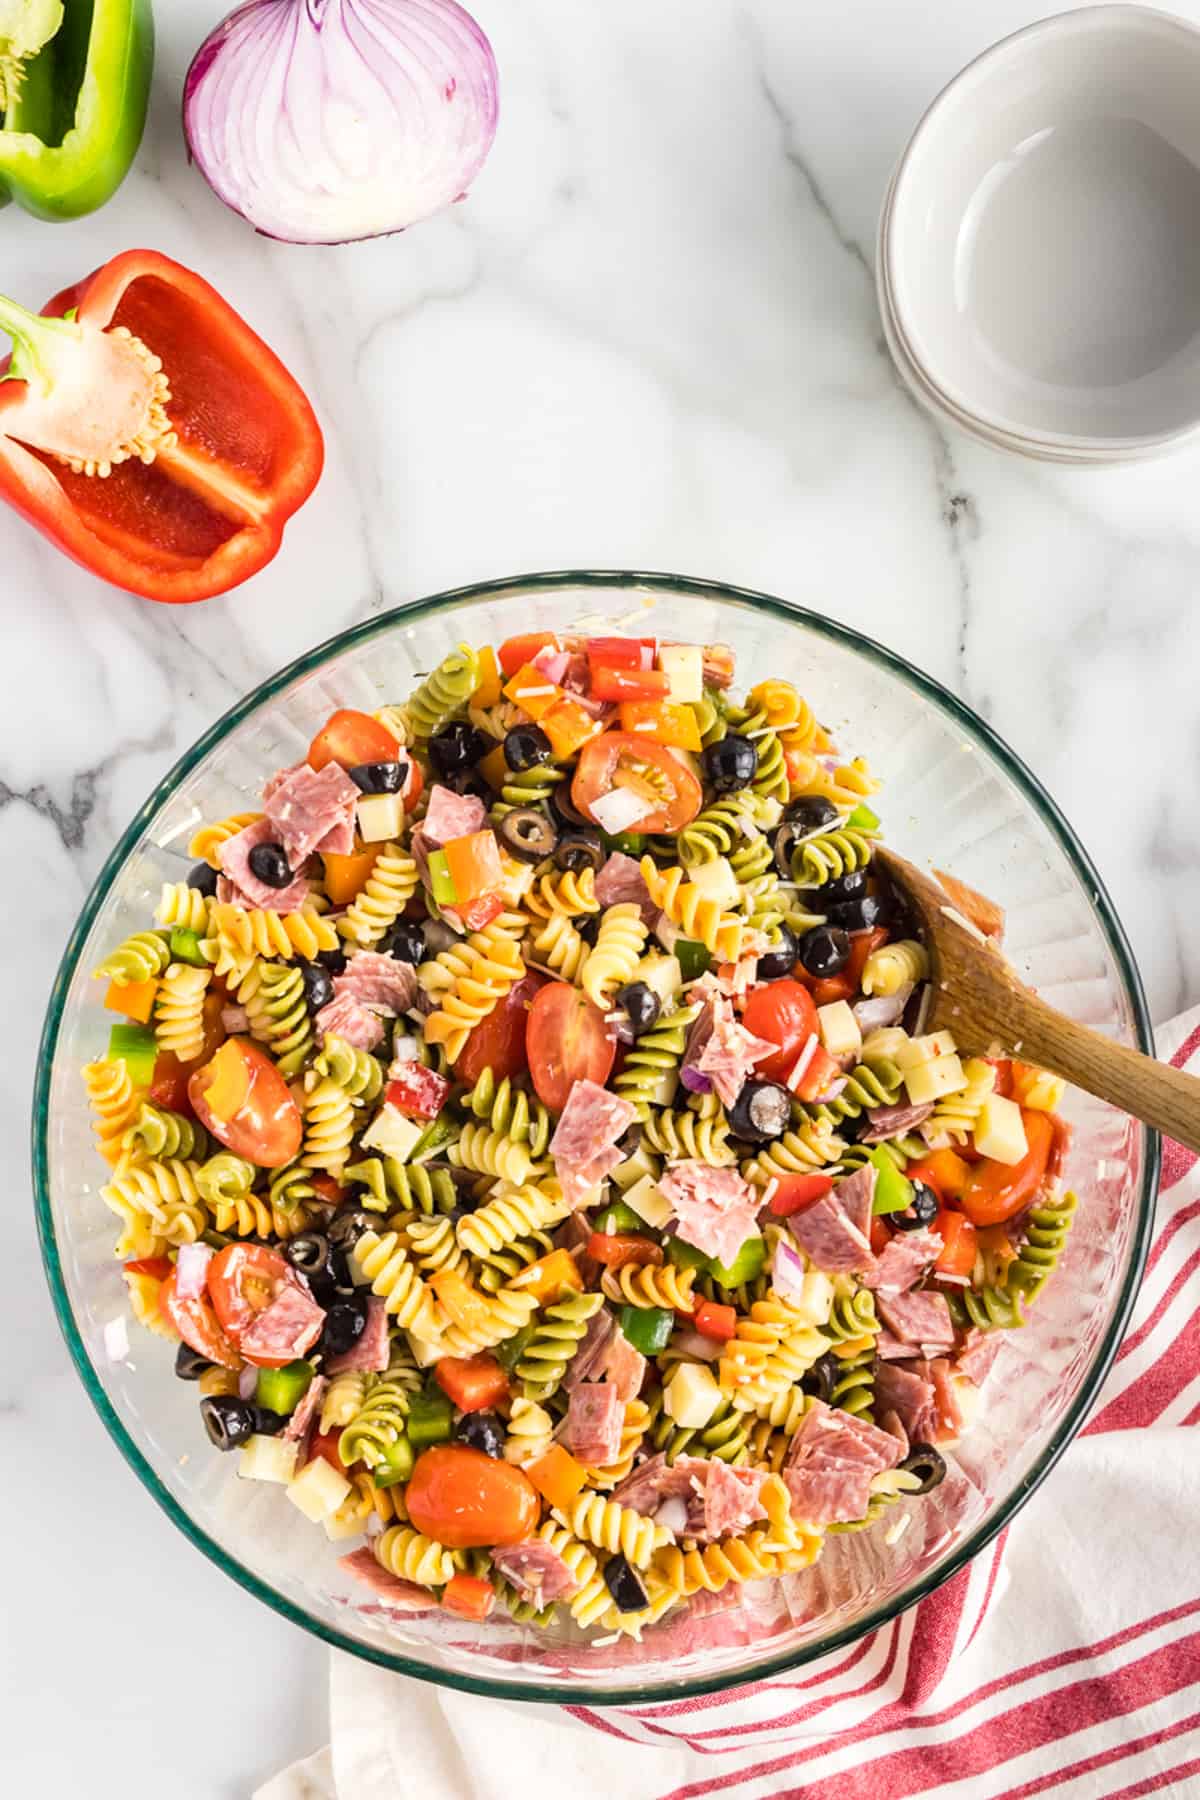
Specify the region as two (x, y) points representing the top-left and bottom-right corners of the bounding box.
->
(0, 289), (80, 393)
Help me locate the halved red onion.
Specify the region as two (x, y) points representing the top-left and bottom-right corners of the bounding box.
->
(176, 1242), (215, 1300)
(183, 0), (500, 245)
(239, 1365), (260, 1400)
(771, 1236), (809, 1302)
(668, 1329), (722, 1364)
(679, 1064), (713, 1095)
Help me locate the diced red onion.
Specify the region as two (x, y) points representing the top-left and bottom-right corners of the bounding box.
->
(654, 1495), (690, 1535)
(389, 1038), (420, 1069)
(853, 987), (913, 1033)
(184, 0), (500, 246)
(810, 1075), (848, 1105)
(669, 1330), (723, 1363)
(239, 1365), (260, 1400)
(679, 1064), (713, 1095)
(531, 646), (571, 683)
(175, 1242), (214, 1300)
(221, 1004), (251, 1034)
(771, 1237), (809, 1302)
(654, 914), (681, 952)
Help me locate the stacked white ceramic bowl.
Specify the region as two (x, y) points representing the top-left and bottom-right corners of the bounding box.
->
(878, 5), (1200, 464)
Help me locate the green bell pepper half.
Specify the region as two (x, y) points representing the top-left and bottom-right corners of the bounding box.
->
(0, 0), (153, 221)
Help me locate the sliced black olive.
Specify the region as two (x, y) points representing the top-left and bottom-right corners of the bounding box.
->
(317, 945), (348, 977)
(576, 911), (603, 946)
(701, 734), (758, 794)
(320, 1295), (370, 1358)
(328, 1207), (374, 1253)
(728, 1079), (791, 1143)
(454, 1411), (507, 1458)
(327, 1245), (358, 1294)
(187, 860), (219, 897)
(773, 821), (807, 879)
(175, 1343), (212, 1381)
(349, 759), (406, 794)
(826, 893), (889, 933)
(603, 1552), (649, 1613)
(555, 829), (604, 873)
(251, 1406), (289, 1437)
(497, 807), (558, 864)
(797, 925), (851, 979)
(286, 1231), (331, 1278)
(429, 720), (490, 776)
(247, 842), (295, 889)
(817, 868), (868, 905)
(756, 925), (799, 981)
(784, 795), (839, 835)
(614, 981), (661, 1038)
(801, 1351), (838, 1404)
(899, 1443), (947, 1494)
(503, 724), (553, 772)
(297, 958), (334, 1014)
(200, 1395), (256, 1452)
(379, 919), (427, 965)
(443, 769), (491, 800)
(891, 1183), (940, 1231)
(549, 779), (588, 829)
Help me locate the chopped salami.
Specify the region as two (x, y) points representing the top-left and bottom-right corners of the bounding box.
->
(592, 1328), (646, 1402)
(659, 1160), (760, 1267)
(593, 851), (656, 923)
(554, 1211), (601, 1288)
(216, 817), (309, 913)
(703, 1462), (769, 1542)
(549, 1080), (637, 1211)
(786, 1166), (876, 1275)
(264, 760), (359, 865)
(611, 1453), (703, 1515)
(877, 1408), (909, 1457)
(859, 1100), (935, 1144)
(781, 1397), (902, 1526)
(929, 1356), (963, 1439)
(695, 993), (775, 1106)
(874, 1360), (939, 1445)
(282, 1374), (328, 1445)
(422, 784), (488, 848)
(877, 1289), (956, 1354)
(566, 1382), (624, 1464)
(340, 1548), (433, 1611)
(333, 951), (418, 1017)
(240, 1283), (325, 1362)
(316, 992), (385, 1052)
(956, 1327), (1005, 1387)
(491, 1539), (580, 1604)
(561, 1307), (616, 1392)
(326, 1297), (390, 1375)
(863, 1226), (943, 1296)
(875, 1328), (917, 1361)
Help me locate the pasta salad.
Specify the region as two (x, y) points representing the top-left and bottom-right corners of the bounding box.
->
(87, 631), (1075, 1639)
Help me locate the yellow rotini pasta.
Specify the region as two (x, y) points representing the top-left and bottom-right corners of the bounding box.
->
(600, 1263), (698, 1311)
(555, 1492), (673, 1569)
(861, 938), (929, 997)
(187, 812), (262, 868)
(456, 1181), (569, 1258)
(925, 1056), (993, 1146)
(372, 1526), (460, 1589)
(82, 1059), (145, 1166)
(524, 866), (600, 919)
(351, 1230), (440, 1338)
(503, 1396), (555, 1467)
(419, 923), (526, 1064)
(581, 1398), (651, 1489)
(155, 882), (212, 933)
(638, 861), (743, 961)
(300, 1075), (356, 1174)
(447, 1123), (546, 1186)
(203, 902), (339, 981)
(580, 902), (648, 1007)
(529, 911), (590, 982)
(337, 844), (420, 947)
(437, 1282), (539, 1358)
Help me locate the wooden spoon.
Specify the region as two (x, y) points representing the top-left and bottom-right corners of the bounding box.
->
(875, 847), (1200, 1155)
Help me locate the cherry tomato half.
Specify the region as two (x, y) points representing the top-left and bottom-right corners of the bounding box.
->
(498, 632), (560, 677)
(307, 708), (400, 773)
(149, 1051), (193, 1115)
(405, 1445), (540, 1548)
(456, 971), (546, 1086)
(526, 983), (616, 1112)
(205, 1242), (317, 1369)
(571, 732), (703, 834)
(959, 1110), (1054, 1227)
(741, 979), (820, 1084)
(159, 1270), (240, 1369)
(189, 1038), (303, 1169)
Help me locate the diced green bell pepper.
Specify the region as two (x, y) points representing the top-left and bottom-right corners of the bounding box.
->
(674, 938), (712, 982)
(707, 1233), (766, 1288)
(594, 1199), (647, 1235)
(255, 1360), (313, 1418)
(665, 1235), (710, 1272)
(847, 802), (880, 832)
(494, 1323), (534, 1372)
(106, 1020), (157, 1087)
(406, 1389), (453, 1449)
(869, 1147), (914, 1215)
(426, 849), (458, 906)
(410, 1115), (455, 1164)
(600, 830), (646, 856)
(0, 0), (154, 221)
(168, 926), (208, 968)
(373, 1432), (415, 1488)
(618, 1305), (673, 1355)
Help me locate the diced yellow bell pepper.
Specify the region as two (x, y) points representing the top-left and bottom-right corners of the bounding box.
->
(104, 978), (158, 1024)
(442, 830), (504, 904)
(525, 1443), (588, 1510)
(430, 1269), (491, 1334)
(502, 664), (562, 721)
(541, 698), (600, 760)
(479, 743), (510, 793)
(471, 644), (503, 710)
(618, 700), (702, 752)
(508, 1249), (582, 1302)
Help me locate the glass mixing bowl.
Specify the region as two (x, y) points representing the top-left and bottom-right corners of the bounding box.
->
(33, 572), (1156, 1704)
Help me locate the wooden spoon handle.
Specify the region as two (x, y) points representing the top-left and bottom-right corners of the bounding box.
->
(1000, 990), (1199, 1154)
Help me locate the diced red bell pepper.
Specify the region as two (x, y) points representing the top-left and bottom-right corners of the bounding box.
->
(586, 1232), (664, 1270)
(123, 1255), (172, 1282)
(933, 1208), (977, 1277)
(933, 869), (1005, 939)
(434, 1353), (510, 1414)
(309, 1175), (349, 1207)
(791, 1043), (843, 1103)
(588, 665), (670, 703)
(985, 1058), (1015, 1098)
(766, 1172), (834, 1217)
(148, 1051), (192, 1114)
(806, 974), (855, 1007)
(442, 830), (504, 905)
(386, 1066), (451, 1122)
(446, 892), (504, 933)
(442, 1573), (496, 1621)
(907, 1150), (971, 1203)
(869, 1216), (891, 1255)
(692, 1299), (737, 1342)
(618, 700), (702, 752)
(498, 633), (560, 677)
(309, 1427), (347, 1474)
(0, 251), (322, 604)
(846, 926), (890, 988)
(586, 637), (653, 670)
(960, 1111), (1055, 1227)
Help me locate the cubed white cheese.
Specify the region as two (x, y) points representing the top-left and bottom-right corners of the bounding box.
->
(903, 1052), (967, 1106)
(893, 1029), (958, 1072)
(973, 1093), (1028, 1165)
(860, 1026), (911, 1063)
(588, 787), (654, 835)
(496, 851), (535, 906)
(686, 857), (740, 908)
(622, 1174), (674, 1231)
(359, 1104), (425, 1163)
(356, 792), (406, 843)
(406, 1330), (446, 1368)
(663, 1361), (722, 1429)
(784, 1269), (835, 1328)
(323, 1506), (367, 1542)
(817, 999), (862, 1060)
(287, 1456), (353, 1523)
(658, 643), (703, 704)
(610, 1144), (660, 1192)
(238, 1435), (298, 1484)
(636, 952), (682, 1006)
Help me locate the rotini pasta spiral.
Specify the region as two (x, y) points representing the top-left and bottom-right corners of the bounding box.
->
(338, 1350), (422, 1468)
(448, 1123), (546, 1186)
(556, 1491), (672, 1569)
(351, 1230), (440, 1337)
(861, 938), (928, 997)
(1007, 1190), (1077, 1302)
(456, 1181), (569, 1257)
(652, 1528), (815, 1598)
(372, 1525), (459, 1588)
(406, 1214), (465, 1277)
(155, 882), (211, 933)
(309, 1034), (384, 1104)
(122, 1101), (209, 1165)
(503, 1396), (555, 1467)
(730, 838), (776, 884)
(204, 903), (338, 981)
(268, 1161), (320, 1215)
(194, 1151), (257, 1205)
(718, 1297), (808, 1393)
(491, 761), (567, 818)
(344, 1156), (459, 1215)
(829, 1341), (876, 1417)
(94, 929), (171, 985)
(580, 903), (648, 1007)
(82, 1059), (146, 1166)
(473, 1227), (556, 1294)
(729, 1324), (831, 1412)
(337, 845), (420, 948)
(529, 912), (590, 982)
(523, 866), (599, 918)
(791, 828), (875, 889)
(827, 1467), (924, 1535)
(515, 1290), (604, 1398)
(641, 1097), (735, 1165)
(320, 1369), (371, 1433)
(690, 687), (729, 749)
(419, 924), (526, 1064)
(741, 1116), (845, 1185)
(187, 812), (262, 868)
(250, 961), (313, 1079)
(582, 1398), (651, 1488)
(613, 1004), (700, 1120)
(924, 1056), (992, 1146)
(678, 793), (778, 868)
(406, 644), (480, 742)
(153, 963), (211, 1062)
(300, 1075), (356, 1175)
(536, 1523), (612, 1628)
(807, 1058), (905, 1131)
(101, 1159), (208, 1257)
(646, 1390), (752, 1467)
(211, 1192), (316, 1240)
(825, 1287), (879, 1344)
(600, 1263), (698, 1311)
(123, 1264), (176, 1339)
(638, 861), (743, 961)
(460, 1071), (551, 1158)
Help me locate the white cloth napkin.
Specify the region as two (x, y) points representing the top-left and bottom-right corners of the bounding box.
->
(258, 1009), (1200, 1800)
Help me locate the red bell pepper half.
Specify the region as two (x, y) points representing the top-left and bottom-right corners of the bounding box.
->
(0, 249), (323, 603)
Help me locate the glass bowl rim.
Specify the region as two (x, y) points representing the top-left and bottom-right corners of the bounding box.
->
(31, 568), (1158, 1706)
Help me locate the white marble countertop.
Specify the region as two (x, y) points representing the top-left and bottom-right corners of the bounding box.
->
(6, 0), (1200, 1791)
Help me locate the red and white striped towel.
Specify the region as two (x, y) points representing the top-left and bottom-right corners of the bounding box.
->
(259, 1010), (1200, 1800)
